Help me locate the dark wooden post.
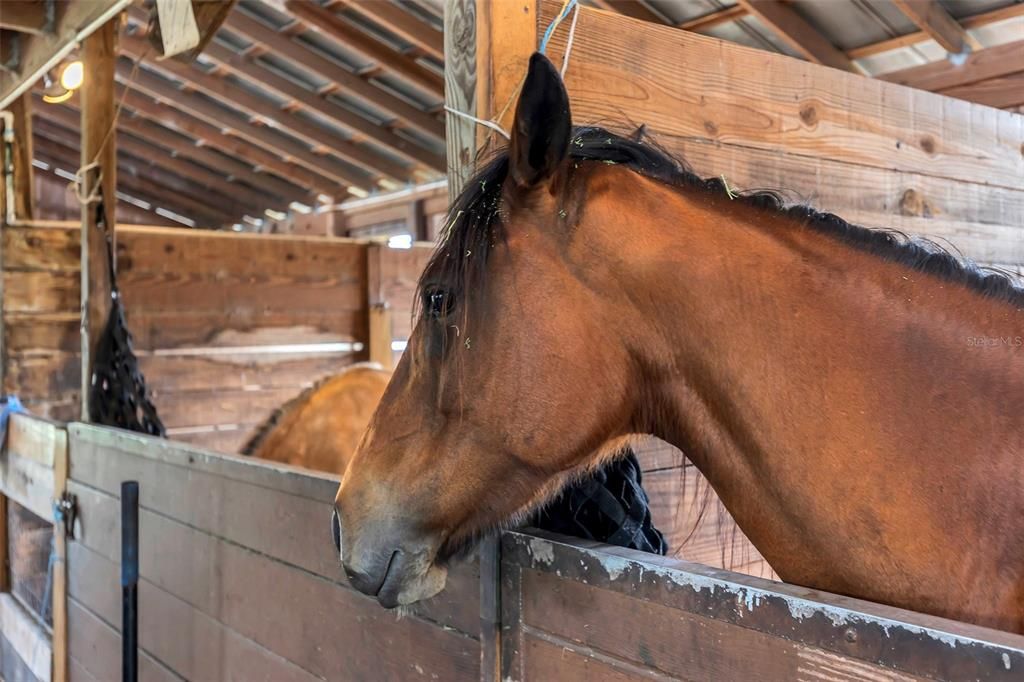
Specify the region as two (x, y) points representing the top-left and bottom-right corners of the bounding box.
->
(8, 93), (35, 221)
(80, 19), (118, 421)
(444, 1), (539, 679)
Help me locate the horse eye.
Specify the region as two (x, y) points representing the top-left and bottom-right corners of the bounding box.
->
(425, 288), (454, 318)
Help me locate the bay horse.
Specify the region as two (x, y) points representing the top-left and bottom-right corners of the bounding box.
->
(241, 363), (391, 472)
(334, 53), (1024, 632)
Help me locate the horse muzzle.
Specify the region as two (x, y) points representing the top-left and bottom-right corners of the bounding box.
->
(332, 506), (448, 608)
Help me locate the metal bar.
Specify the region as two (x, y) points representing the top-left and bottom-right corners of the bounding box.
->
(121, 481), (139, 682)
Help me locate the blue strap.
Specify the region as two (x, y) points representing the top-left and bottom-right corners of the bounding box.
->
(539, 0), (578, 55)
(0, 395), (26, 445)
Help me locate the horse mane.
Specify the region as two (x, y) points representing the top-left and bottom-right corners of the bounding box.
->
(418, 125), (1024, 313)
(240, 362), (385, 456)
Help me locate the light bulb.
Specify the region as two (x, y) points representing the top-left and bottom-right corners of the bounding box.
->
(59, 61), (84, 91)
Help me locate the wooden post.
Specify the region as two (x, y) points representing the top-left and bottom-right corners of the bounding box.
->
(51, 430), (69, 682)
(80, 19), (118, 422)
(365, 243), (394, 370)
(444, 2), (538, 680)
(9, 93), (35, 221)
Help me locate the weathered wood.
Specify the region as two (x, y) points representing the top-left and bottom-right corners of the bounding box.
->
(941, 71), (1024, 111)
(0, 0), (133, 108)
(222, 11), (444, 141)
(9, 93), (34, 220)
(0, 592), (52, 682)
(332, 0), (445, 62)
(736, 0), (857, 72)
(66, 423), (481, 635)
(502, 532), (1024, 681)
(0, 448), (54, 520)
(444, 0), (477, 200)
(52, 424), (68, 682)
(79, 19), (117, 423)
(0, 493), (7, 593)
(67, 598), (179, 682)
(67, 541), (321, 682)
(0, 1), (51, 35)
(285, 1), (443, 97)
(7, 413), (66, 469)
(153, 0), (200, 58)
(892, 0), (979, 55)
(880, 39), (1024, 92)
(540, 3), (1023, 192)
(65, 426), (483, 680)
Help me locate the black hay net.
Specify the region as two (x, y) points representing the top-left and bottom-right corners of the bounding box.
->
(531, 447), (667, 555)
(87, 202), (165, 438)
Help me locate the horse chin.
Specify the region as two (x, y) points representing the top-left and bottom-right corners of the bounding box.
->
(387, 561), (448, 607)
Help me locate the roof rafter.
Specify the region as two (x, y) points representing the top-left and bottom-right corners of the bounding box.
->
(201, 40), (444, 173)
(223, 10), (444, 140)
(285, 0), (443, 95)
(892, 0), (980, 55)
(879, 39), (1024, 91)
(120, 33), (410, 187)
(735, 0), (857, 73)
(325, 0), (444, 62)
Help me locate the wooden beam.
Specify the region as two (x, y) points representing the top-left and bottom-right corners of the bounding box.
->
(736, 1), (857, 72)
(120, 34), (407, 187)
(35, 141), (236, 226)
(892, 0), (980, 55)
(285, 0), (443, 96)
(80, 19), (116, 422)
(328, 0), (444, 62)
(201, 41), (445, 172)
(118, 61), (356, 194)
(223, 11), (444, 140)
(678, 5), (747, 32)
(847, 4), (1024, 59)
(8, 93), (34, 220)
(33, 127), (252, 223)
(879, 39), (1024, 92)
(589, 0), (666, 25)
(0, 0), (132, 109)
(37, 101), (287, 211)
(114, 86), (339, 198)
(443, 0), (476, 200)
(940, 71), (1024, 110)
(0, 1), (52, 35)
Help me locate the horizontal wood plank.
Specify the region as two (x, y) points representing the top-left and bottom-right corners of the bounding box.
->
(67, 541), (322, 682)
(519, 569), (925, 681)
(67, 482), (481, 680)
(67, 598), (180, 682)
(542, 5), (1024, 191)
(0, 593), (52, 682)
(6, 414), (66, 469)
(0, 450), (55, 520)
(67, 424), (480, 635)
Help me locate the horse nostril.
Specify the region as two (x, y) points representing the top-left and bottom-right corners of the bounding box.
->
(331, 508), (342, 555)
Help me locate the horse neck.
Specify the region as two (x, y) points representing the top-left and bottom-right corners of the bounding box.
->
(586, 172), (1024, 629)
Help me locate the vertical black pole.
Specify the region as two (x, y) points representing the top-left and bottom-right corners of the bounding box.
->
(121, 481), (139, 682)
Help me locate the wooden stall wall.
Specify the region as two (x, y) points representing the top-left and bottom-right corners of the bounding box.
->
(520, 2), (1024, 273)
(65, 424), (480, 682)
(499, 531), (1024, 681)
(3, 224), (432, 454)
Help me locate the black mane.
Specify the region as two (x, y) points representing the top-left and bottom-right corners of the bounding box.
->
(418, 125), (1024, 313)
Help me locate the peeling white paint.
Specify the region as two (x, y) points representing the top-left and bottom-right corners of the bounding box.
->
(528, 537), (555, 565)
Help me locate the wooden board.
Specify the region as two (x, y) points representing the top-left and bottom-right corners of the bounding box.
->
(0, 593), (52, 682)
(65, 424), (482, 682)
(501, 531), (1024, 681)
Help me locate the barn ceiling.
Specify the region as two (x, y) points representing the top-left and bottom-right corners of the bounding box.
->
(16, 0), (1024, 230)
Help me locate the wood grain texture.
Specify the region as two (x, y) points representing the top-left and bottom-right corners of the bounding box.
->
(518, 569), (927, 681)
(0, 592), (52, 682)
(65, 428), (483, 680)
(541, 3), (1023, 191)
(444, 0), (479, 199)
(9, 94), (35, 220)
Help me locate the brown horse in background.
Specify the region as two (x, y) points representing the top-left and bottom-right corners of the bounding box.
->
(334, 54), (1024, 632)
(242, 363), (390, 473)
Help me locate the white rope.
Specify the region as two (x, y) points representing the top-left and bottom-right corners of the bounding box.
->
(443, 105), (511, 140)
(561, 2), (581, 78)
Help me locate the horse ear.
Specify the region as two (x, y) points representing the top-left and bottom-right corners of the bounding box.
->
(509, 52), (572, 187)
